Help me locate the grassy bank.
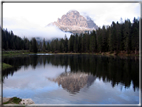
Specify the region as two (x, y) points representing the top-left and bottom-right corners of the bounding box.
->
(2, 50), (32, 57)
(2, 63), (13, 70)
(3, 97), (22, 104)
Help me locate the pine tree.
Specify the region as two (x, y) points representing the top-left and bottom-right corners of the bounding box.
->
(46, 42), (50, 52)
(64, 35), (68, 52)
(89, 35), (95, 53)
(123, 19), (131, 53)
(97, 28), (102, 52)
(131, 17), (139, 54)
(42, 38), (46, 52)
(30, 38), (38, 53)
(115, 22), (121, 52)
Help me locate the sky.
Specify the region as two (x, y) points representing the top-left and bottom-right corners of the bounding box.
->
(3, 3), (140, 40)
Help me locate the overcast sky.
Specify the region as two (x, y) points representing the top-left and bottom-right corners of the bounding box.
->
(3, 3), (140, 40)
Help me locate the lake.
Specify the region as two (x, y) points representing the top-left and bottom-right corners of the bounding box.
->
(2, 54), (139, 104)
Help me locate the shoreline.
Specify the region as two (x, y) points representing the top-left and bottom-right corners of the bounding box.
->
(50, 52), (139, 57)
(2, 50), (139, 57)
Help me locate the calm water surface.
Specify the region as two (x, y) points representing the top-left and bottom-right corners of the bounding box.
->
(2, 54), (139, 104)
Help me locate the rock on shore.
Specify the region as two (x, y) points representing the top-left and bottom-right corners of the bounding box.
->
(0, 97), (35, 105)
(20, 98), (35, 104)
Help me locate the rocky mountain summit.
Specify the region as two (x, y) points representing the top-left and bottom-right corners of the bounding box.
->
(48, 10), (98, 34)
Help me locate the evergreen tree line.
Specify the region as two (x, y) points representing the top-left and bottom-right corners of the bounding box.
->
(2, 28), (38, 53)
(2, 17), (139, 53)
(48, 18), (139, 54)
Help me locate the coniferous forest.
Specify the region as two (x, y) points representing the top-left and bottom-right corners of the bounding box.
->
(2, 18), (139, 54)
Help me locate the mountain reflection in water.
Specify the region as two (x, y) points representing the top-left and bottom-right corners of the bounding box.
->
(48, 72), (96, 94)
(2, 54), (139, 104)
(2, 54), (139, 91)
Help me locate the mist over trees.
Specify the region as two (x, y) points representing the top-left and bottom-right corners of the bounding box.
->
(2, 17), (139, 54)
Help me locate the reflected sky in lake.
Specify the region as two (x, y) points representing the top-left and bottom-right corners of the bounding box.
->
(2, 55), (139, 104)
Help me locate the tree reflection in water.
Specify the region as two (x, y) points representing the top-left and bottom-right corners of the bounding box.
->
(2, 54), (139, 92)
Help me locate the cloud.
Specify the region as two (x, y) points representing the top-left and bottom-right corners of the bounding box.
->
(3, 3), (140, 38)
(80, 3), (140, 27)
(3, 17), (72, 40)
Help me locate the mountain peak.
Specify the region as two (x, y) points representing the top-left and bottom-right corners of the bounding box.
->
(48, 10), (98, 34)
(67, 10), (79, 14)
